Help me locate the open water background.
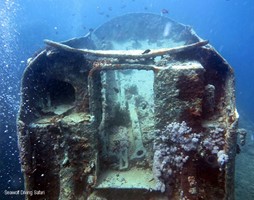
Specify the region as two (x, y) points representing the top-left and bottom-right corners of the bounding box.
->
(0, 0), (253, 199)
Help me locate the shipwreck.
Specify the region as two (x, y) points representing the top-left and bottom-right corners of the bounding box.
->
(17, 13), (239, 200)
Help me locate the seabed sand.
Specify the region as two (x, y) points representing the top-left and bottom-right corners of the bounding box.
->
(235, 112), (254, 200)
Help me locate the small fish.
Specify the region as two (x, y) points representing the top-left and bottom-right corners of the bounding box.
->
(113, 87), (119, 93)
(236, 144), (241, 154)
(161, 8), (169, 15)
(85, 28), (94, 38)
(149, 178), (154, 182)
(141, 102), (147, 110)
(142, 49), (151, 54)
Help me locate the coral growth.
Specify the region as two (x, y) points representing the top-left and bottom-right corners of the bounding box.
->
(199, 126), (229, 170)
(203, 84), (216, 114)
(217, 150), (229, 167)
(202, 127), (225, 155)
(153, 121), (200, 192)
(152, 122), (229, 193)
(237, 128), (247, 146)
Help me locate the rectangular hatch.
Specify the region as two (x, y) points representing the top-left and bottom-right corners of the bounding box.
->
(95, 69), (156, 190)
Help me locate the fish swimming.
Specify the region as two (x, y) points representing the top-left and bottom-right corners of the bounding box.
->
(161, 9), (169, 15)
(142, 49), (151, 54)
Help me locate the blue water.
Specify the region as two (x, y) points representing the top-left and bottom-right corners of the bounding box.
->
(0, 0), (253, 199)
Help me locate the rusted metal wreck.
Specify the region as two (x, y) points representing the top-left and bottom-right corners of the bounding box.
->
(17, 13), (239, 200)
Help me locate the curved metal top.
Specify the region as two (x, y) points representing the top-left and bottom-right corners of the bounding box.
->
(92, 13), (200, 50)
